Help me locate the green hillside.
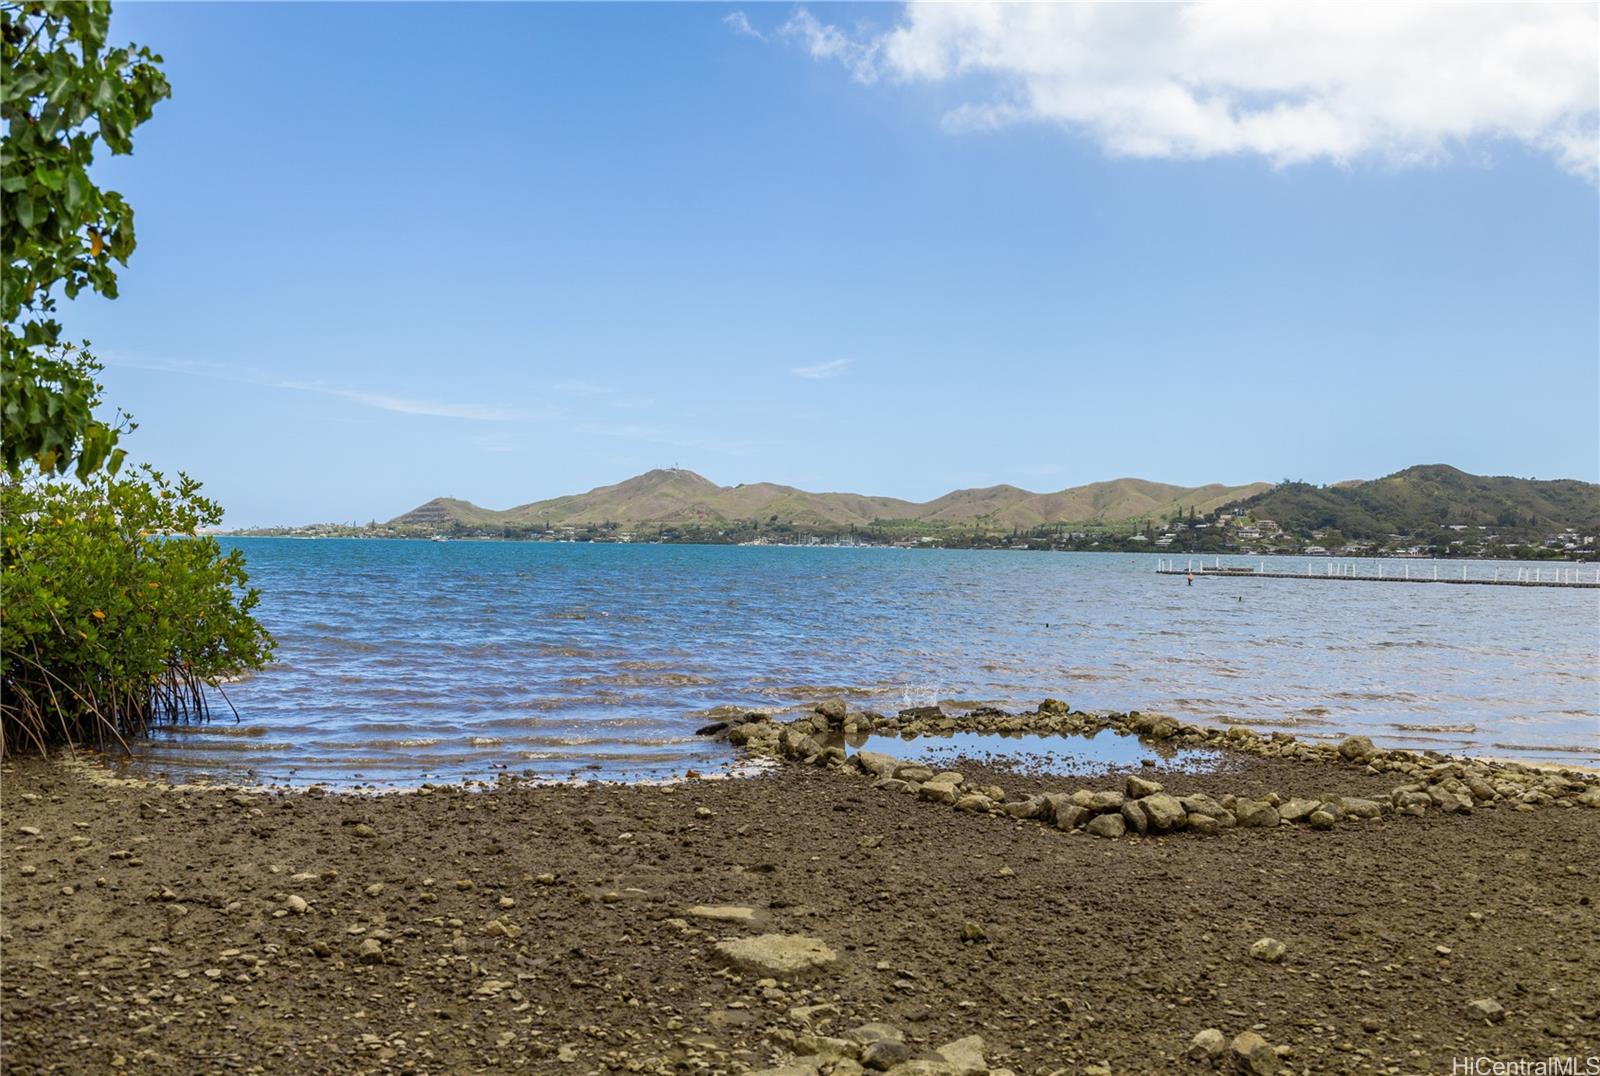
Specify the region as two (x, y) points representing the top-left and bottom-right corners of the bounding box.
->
(1232, 465), (1600, 539)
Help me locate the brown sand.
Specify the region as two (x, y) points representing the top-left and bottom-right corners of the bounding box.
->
(2, 751), (1597, 1074)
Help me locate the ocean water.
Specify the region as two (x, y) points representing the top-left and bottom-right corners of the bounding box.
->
(91, 539), (1600, 788)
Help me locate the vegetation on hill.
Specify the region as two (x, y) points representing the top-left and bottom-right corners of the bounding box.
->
(1, 2), (272, 753)
(1232, 465), (1600, 541)
(387, 468), (1270, 533)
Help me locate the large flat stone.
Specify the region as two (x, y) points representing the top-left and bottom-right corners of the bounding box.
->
(713, 934), (838, 977)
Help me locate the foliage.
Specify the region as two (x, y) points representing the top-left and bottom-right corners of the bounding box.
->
(1, 0), (170, 479)
(1, 466), (274, 753)
(1232, 466), (1600, 541)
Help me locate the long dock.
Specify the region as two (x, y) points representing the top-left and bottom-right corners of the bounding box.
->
(1155, 558), (1600, 589)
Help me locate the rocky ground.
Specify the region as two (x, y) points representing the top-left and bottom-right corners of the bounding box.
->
(3, 741), (1598, 1075)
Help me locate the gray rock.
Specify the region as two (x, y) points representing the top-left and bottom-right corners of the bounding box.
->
(1465, 998), (1506, 1023)
(1230, 1030), (1278, 1075)
(1342, 797), (1383, 819)
(953, 794), (994, 813)
(1187, 1028), (1225, 1061)
(816, 699), (848, 724)
(684, 904), (758, 924)
(934, 1035), (986, 1075)
(713, 934), (838, 977)
(1126, 774), (1163, 798)
(846, 1023), (905, 1045)
(861, 1040), (916, 1070)
(1120, 800), (1149, 836)
(357, 938), (383, 965)
(1085, 813), (1127, 839)
(1185, 812), (1219, 836)
(1277, 798), (1319, 823)
(894, 763), (935, 783)
(1249, 937), (1287, 963)
(1141, 793), (1187, 832)
(1052, 804), (1089, 831)
(1072, 789), (1126, 813)
(856, 750), (900, 778)
(1308, 809), (1337, 830)
(1234, 800), (1280, 828)
(1001, 796), (1045, 820)
(1338, 735), (1376, 761)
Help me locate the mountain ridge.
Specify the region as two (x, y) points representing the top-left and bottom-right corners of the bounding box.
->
(390, 469), (1273, 531)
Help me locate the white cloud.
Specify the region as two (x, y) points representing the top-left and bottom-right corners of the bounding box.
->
(792, 358), (853, 380)
(723, 10), (764, 42)
(277, 381), (522, 421)
(104, 353), (526, 421)
(784, 3), (1600, 180)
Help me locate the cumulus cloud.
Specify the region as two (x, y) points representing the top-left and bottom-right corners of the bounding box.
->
(792, 358), (853, 379)
(783, 2), (1599, 179)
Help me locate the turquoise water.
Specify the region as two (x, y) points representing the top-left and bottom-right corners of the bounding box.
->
(94, 540), (1600, 787)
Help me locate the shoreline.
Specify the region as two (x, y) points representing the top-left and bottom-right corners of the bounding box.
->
(4, 706), (1598, 1074)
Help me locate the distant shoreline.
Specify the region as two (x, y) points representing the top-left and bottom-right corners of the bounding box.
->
(214, 532), (1598, 564)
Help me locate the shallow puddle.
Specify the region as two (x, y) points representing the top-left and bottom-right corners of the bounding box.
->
(830, 729), (1226, 776)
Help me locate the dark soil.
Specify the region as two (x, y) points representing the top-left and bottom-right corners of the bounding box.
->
(2, 751), (1597, 1074)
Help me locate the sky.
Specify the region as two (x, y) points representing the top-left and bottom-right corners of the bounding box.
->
(65, 2), (1600, 526)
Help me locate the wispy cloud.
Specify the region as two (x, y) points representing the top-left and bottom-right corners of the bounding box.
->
(792, 358), (853, 380)
(779, 3), (1599, 181)
(105, 353), (526, 421)
(723, 10), (764, 42)
(555, 380), (614, 398)
(277, 381), (521, 421)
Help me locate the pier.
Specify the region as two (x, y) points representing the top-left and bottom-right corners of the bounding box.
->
(1155, 557), (1600, 588)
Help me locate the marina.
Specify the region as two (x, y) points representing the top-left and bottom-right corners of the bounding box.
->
(1157, 557), (1600, 588)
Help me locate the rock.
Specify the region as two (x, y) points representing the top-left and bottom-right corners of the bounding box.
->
(816, 699), (848, 725)
(918, 782), (959, 806)
(1185, 813), (1219, 836)
(1126, 774), (1163, 798)
(861, 1040), (917, 1070)
(713, 934), (838, 977)
(1465, 998), (1506, 1023)
(1338, 735), (1376, 761)
(286, 894), (308, 914)
(959, 921), (987, 942)
(356, 938), (383, 965)
(1001, 796), (1045, 820)
(1233, 800), (1280, 828)
(1577, 787), (1600, 808)
(1187, 1028), (1225, 1061)
(1308, 809), (1337, 830)
(352, 823), (376, 838)
(953, 794), (994, 813)
(1039, 698), (1069, 715)
(685, 905), (758, 924)
(1249, 937), (1287, 963)
(846, 1023), (905, 1045)
(1229, 1031), (1278, 1075)
(695, 806), (715, 819)
(1140, 793), (1187, 832)
(934, 1034), (986, 1075)
(1052, 804), (1089, 831)
(1071, 788), (1126, 813)
(1085, 813), (1126, 839)
(856, 751), (900, 778)
(1342, 797), (1383, 819)
(1277, 799), (1319, 823)
(1120, 800), (1148, 835)
(894, 764), (935, 783)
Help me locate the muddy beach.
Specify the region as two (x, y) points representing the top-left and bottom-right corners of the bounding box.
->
(3, 718), (1598, 1076)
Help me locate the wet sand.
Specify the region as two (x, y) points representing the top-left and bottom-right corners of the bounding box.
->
(2, 749), (1598, 1075)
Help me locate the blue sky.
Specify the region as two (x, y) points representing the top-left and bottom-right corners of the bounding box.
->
(70, 3), (1600, 525)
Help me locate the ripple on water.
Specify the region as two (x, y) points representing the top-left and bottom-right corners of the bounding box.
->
(97, 541), (1599, 789)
